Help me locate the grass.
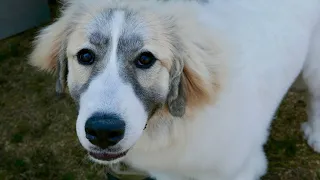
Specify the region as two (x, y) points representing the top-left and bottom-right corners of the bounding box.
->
(1, 3), (320, 180)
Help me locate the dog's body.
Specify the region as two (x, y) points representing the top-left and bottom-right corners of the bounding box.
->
(29, 0), (320, 179)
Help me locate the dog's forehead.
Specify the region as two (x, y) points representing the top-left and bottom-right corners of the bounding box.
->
(86, 9), (146, 46)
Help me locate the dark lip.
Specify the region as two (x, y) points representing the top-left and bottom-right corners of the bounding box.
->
(89, 150), (129, 161)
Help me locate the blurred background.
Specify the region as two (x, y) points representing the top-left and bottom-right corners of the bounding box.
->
(0, 0), (319, 180)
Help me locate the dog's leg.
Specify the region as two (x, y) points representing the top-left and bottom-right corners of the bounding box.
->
(301, 94), (320, 153)
(301, 21), (320, 153)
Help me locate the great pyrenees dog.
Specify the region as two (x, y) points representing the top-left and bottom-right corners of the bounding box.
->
(29, 0), (320, 179)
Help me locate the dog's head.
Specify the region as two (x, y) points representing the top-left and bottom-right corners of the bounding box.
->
(29, 0), (222, 163)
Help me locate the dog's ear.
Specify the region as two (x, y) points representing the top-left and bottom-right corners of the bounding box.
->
(29, 5), (72, 96)
(167, 56), (186, 117)
(55, 55), (68, 97)
(167, 48), (213, 117)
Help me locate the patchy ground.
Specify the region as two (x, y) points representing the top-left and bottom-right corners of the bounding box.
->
(0, 3), (320, 180)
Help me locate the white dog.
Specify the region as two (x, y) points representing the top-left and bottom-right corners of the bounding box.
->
(29, 0), (320, 179)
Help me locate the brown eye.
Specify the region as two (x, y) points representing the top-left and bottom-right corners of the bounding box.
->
(77, 49), (95, 65)
(134, 52), (157, 69)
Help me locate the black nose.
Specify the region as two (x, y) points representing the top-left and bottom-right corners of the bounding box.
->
(85, 113), (125, 149)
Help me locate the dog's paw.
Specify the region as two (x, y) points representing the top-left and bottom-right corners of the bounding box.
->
(301, 122), (320, 153)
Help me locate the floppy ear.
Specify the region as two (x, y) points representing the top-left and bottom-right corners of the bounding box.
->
(167, 56), (186, 117)
(55, 53), (68, 97)
(166, 47), (213, 117)
(29, 5), (72, 96)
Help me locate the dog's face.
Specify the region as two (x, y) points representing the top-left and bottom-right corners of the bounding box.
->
(69, 9), (180, 162)
(29, 0), (218, 164)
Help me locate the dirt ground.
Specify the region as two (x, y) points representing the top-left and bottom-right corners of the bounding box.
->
(0, 2), (320, 180)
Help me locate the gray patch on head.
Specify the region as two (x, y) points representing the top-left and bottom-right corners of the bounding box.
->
(117, 35), (159, 116)
(118, 35), (144, 57)
(87, 9), (114, 47)
(70, 9), (116, 102)
(114, 10), (166, 118)
(89, 32), (109, 46)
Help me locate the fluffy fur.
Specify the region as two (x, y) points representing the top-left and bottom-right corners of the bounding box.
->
(29, 0), (320, 179)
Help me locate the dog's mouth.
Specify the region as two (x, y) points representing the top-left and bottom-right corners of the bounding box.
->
(89, 150), (129, 161)
(87, 123), (148, 162)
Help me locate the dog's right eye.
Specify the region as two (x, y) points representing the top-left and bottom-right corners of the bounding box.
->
(77, 49), (95, 65)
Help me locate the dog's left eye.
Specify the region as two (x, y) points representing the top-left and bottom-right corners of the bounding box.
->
(77, 49), (95, 65)
(134, 52), (157, 69)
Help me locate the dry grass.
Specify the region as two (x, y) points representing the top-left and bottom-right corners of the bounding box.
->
(263, 93), (320, 180)
(0, 3), (320, 180)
